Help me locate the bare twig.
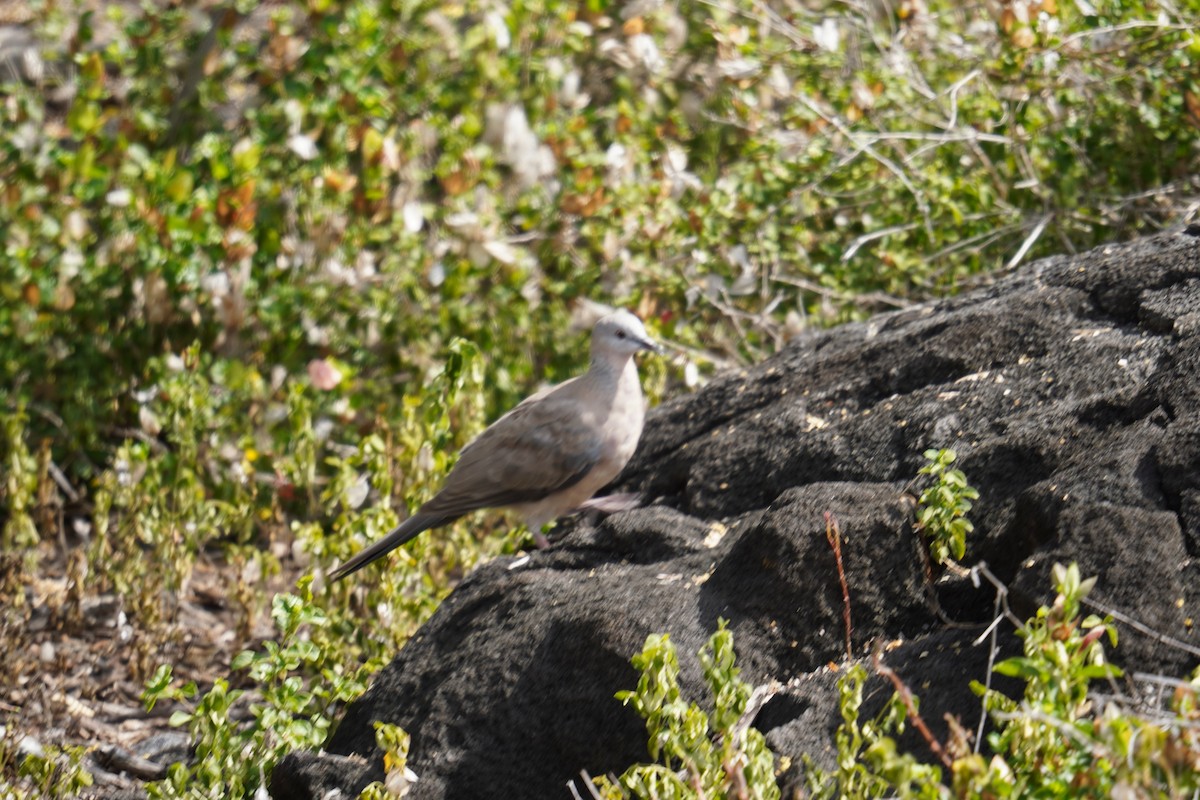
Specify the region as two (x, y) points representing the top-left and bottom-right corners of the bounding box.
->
(969, 561), (1023, 753)
(571, 769), (605, 800)
(692, 0), (815, 50)
(47, 459), (81, 503)
(792, 93), (934, 235)
(1131, 672), (1200, 693)
(1083, 597), (1200, 659)
(970, 562), (1027, 632)
(103, 426), (169, 456)
(873, 647), (954, 770)
(841, 220), (923, 261)
(688, 758), (708, 799)
(1004, 213), (1051, 271)
(1054, 20), (1194, 50)
(825, 512), (853, 660)
(90, 743), (168, 781)
(990, 706), (1115, 757)
(925, 219), (1024, 266)
(27, 403), (101, 475)
(943, 69), (979, 130)
(732, 680), (781, 742)
(772, 274), (912, 310)
(728, 761), (749, 800)
(869, 129), (1011, 146)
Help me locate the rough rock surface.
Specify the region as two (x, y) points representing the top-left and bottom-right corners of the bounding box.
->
(272, 229), (1200, 799)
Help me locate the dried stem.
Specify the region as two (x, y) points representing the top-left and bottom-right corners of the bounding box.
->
(873, 647), (954, 770)
(825, 512), (853, 660)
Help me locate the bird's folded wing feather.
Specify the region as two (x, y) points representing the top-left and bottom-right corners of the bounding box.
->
(418, 389), (602, 518)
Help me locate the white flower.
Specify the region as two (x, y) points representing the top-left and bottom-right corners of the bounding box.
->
(202, 270), (230, 297)
(115, 459), (131, 486)
(445, 211), (481, 233)
(417, 442), (435, 472)
(347, 475), (370, 509)
(813, 18), (840, 53)
(483, 239), (521, 265)
(322, 257), (355, 286)
(12, 122), (39, 152)
(485, 10), (510, 48)
(628, 34), (663, 73)
(718, 57), (761, 79)
(664, 146), (701, 195)
(61, 248), (84, 274)
(403, 201), (425, 233)
(559, 69), (587, 110)
(606, 142), (629, 183)
(385, 765), (419, 797)
(287, 134), (319, 160)
(138, 406), (162, 436)
(502, 105), (556, 188)
(65, 210), (89, 241)
(428, 261), (446, 287)
(313, 417), (334, 441)
(356, 249), (377, 280)
(284, 98), (304, 128)
(106, 188), (131, 207)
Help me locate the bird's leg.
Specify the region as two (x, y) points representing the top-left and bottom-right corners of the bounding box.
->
(526, 493), (643, 550)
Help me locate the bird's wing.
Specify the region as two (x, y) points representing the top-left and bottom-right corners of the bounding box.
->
(418, 382), (603, 518)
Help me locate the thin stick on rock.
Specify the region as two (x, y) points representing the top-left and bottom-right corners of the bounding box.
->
(873, 647), (954, 770)
(825, 512), (853, 660)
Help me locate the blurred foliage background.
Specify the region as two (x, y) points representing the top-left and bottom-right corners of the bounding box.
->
(0, 0), (1197, 794)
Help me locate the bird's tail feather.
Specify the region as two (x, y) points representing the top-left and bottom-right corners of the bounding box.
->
(329, 512), (450, 581)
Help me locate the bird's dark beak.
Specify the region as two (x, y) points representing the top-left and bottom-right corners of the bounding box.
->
(640, 337), (664, 355)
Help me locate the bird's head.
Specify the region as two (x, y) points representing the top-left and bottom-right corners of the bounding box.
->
(592, 310), (661, 361)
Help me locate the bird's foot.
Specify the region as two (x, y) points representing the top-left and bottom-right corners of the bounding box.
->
(532, 530), (552, 550)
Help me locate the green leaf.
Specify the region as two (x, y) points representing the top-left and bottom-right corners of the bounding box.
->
(168, 710), (194, 727)
(994, 657), (1042, 679)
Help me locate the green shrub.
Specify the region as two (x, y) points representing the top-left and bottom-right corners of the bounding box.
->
(960, 563), (1199, 798)
(358, 722), (418, 800)
(593, 619), (780, 800)
(0, 734), (93, 800)
(142, 589), (373, 799)
(916, 448), (979, 565)
(805, 663), (944, 800)
(800, 563), (1200, 799)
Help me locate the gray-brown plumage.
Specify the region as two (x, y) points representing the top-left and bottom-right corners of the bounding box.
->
(330, 310), (659, 581)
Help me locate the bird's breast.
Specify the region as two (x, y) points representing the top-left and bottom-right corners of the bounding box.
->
(590, 372), (642, 483)
(516, 360), (647, 529)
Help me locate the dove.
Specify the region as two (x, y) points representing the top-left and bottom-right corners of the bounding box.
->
(331, 310), (659, 580)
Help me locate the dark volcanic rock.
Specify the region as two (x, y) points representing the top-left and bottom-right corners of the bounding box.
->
(271, 231), (1200, 799)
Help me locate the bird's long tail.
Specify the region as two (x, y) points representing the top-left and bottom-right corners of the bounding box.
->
(329, 512), (452, 581)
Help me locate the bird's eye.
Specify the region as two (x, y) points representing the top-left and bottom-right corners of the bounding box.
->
(616, 330), (627, 339)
